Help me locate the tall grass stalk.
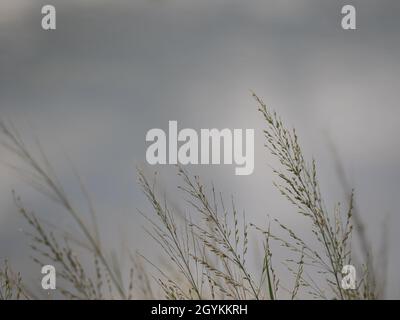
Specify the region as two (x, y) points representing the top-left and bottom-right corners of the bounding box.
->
(0, 93), (378, 299)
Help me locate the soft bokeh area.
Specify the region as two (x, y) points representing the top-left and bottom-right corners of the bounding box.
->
(1, 0), (399, 298)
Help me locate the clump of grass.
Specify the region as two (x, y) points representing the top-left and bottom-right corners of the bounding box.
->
(0, 119), (132, 299)
(0, 260), (29, 300)
(253, 93), (375, 299)
(137, 93), (376, 300)
(14, 193), (118, 299)
(0, 93), (379, 299)
(138, 167), (275, 299)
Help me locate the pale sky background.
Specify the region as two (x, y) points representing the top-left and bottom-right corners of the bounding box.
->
(0, 0), (399, 298)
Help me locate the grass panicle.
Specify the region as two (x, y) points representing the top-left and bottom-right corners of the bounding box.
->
(0, 93), (379, 300)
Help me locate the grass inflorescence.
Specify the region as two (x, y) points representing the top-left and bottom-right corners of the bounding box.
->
(0, 93), (378, 299)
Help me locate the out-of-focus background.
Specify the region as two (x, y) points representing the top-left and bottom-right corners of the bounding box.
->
(0, 0), (399, 298)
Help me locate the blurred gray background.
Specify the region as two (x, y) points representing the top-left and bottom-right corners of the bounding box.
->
(0, 0), (399, 298)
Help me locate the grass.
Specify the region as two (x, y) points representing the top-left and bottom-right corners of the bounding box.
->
(0, 93), (379, 299)
(0, 260), (29, 300)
